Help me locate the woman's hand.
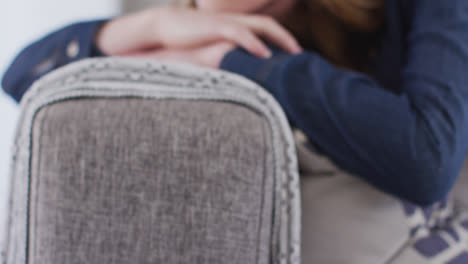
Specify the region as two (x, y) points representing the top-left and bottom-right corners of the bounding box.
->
(123, 41), (236, 68)
(95, 6), (302, 59)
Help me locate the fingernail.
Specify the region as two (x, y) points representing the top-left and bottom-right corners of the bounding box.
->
(263, 49), (272, 58)
(293, 44), (303, 54)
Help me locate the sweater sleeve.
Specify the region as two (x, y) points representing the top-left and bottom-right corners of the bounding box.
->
(220, 0), (468, 206)
(1, 20), (108, 102)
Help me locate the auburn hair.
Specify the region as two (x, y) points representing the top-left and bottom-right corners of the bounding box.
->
(178, 0), (385, 71)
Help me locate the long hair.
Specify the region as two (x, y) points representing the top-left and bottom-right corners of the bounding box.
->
(287, 0), (385, 71)
(178, 0), (385, 71)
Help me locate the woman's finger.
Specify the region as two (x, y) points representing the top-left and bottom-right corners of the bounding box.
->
(232, 14), (302, 54)
(218, 24), (272, 58)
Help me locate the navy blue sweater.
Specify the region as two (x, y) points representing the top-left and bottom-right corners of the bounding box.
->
(3, 0), (468, 205)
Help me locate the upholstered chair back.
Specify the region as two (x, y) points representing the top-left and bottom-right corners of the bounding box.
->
(1, 58), (301, 264)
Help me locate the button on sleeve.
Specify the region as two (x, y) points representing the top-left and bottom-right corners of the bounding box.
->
(1, 19), (109, 102)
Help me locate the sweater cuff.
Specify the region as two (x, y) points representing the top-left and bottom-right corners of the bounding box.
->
(220, 47), (289, 86)
(220, 48), (268, 82)
(76, 19), (109, 58)
(1, 19), (109, 102)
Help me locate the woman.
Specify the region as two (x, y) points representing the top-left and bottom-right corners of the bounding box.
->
(3, 1), (468, 207)
(3, 1), (468, 262)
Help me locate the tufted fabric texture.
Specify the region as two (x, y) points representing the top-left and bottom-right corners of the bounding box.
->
(1, 58), (301, 264)
(28, 99), (275, 264)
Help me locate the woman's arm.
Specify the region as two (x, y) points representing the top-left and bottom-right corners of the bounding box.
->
(1, 7), (301, 103)
(220, 0), (468, 206)
(1, 20), (107, 102)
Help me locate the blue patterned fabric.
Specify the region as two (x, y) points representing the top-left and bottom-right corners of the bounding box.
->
(402, 200), (468, 263)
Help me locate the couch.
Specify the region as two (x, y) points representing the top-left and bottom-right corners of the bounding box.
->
(2, 58), (468, 263)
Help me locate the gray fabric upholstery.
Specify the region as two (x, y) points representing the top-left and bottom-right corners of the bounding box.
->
(30, 99), (273, 264)
(5, 57), (466, 264)
(300, 173), (409, 264)
(2, 58), (301, 264)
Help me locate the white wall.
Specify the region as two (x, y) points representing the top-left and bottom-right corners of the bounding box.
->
(0, 0), (121, 239)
